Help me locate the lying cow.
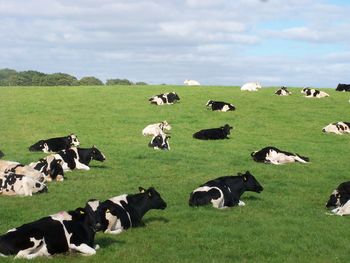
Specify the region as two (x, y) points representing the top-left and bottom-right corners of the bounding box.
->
(30, 157), (65, 182)
(189, 171), (263, 208)
(241, 82), (261, 91)
(326, 181), (350, 216)
(142, 121), (172, 137)
(193, 124), (233, 140)
(149, 92), (180, 105)
(251, 146), (309, 165)
(98, 187), (167, 234)
(206, 100), (235, 112)
(301, 88), (329, 98)
(0, 200), (102, 258)
(336, 83), (350, 92)
(0, 172), (47, 196)
(29, 133), (80, 153)
(30, 146), (106, 172)
(0, 160), (44, 182)
(275, 86), (291, 96)
(184, 79), (200, 86)
(322, 122), (350, 135)
(149, 134), (171, 150)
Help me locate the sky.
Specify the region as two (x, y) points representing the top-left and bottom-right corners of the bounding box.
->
(0, 0), (349, 87)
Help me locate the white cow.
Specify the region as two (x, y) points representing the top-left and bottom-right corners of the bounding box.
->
(184, 79), (200, 86)
(241, 82), (262, 91)
(0, 160), (44, 182)
(322, 122), (350, 135)
(142, 121), (172, 137)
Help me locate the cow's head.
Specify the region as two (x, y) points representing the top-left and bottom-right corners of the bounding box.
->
(139, 187), (167, 210)
(35, 181), (48, 193)
(160, 121), (172, 132)
(322, 123), (338, 133)
(301, 87), (310, 94)
(73, 200), (103, 232)
(222, 124), (233, 135)
(68, 134), (80, 147)
(206, 100), (213, 107)
(149, 134), (171, 150)
(49, 159), (64, 181)
(29, 140), (49, 152)
(91, 146), (106, 162)
(240, 171), (263, 193)
(172, 92), (180, 101)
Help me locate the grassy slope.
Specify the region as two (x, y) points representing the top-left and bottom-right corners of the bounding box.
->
(0, 85), (349, 262)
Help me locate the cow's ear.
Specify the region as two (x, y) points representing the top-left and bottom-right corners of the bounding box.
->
(243, 176), (248, 182)
(139, 187), (146, 193)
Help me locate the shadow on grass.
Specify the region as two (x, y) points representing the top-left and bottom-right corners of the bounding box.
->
(143, 216), (170, 225)
(89, 165), (109, 169)
(244, 196), (262, 201)
(96, 236), (126, 248)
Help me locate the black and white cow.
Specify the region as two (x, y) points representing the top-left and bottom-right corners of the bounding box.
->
(142, 121), (172, 136)
(149, 92), (180, 105)
(0, 151), (4, 159)
(30, 146), (106, 172)
(98, 187), (167, 234)
(322, 122), (350, 135)
(193, 124), (233, 140)
(189, 171), (263, 208)
(148, 134), (171, 150)
(251, 146), (309, 165)
(275, 86), (292, 96)
(0, 172), (47, 196)
(29, 134), (80, 153)
(0, 160), (44, 182)
(301, 87), (329, 98)
(0, 200), (102, 258)
(326, 181), (350, 216)
(336, 83), (350, 92)
(30, 157), (65, 182)
(206, 100), (235, 112)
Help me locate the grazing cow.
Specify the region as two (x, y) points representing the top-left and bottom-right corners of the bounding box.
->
(149, 134), (171, 150)
(322, 122), (350, 135)
(301, 88), (329, 98)
(251, 146), (309, 165)
(0, 200), (102, 258)
(184, 79), (200, 86)
(0, 151), (4, 159)
(275, 86), (292, 96)
(189, 171), (263, 208)
(206, 100), (236, 112)
(149, 92), (180, 105)
(326, 181), (350, 216)
(336, 83), (350, 92)
(30, 157), (65, 182)
(142, 121), (172, 137)
(98, 187), (167, 234)
(0, 160), (44, 182)
(30, 146), (106, 172)
(193, 124), (233, 140)
(0, 172), (47, 196)
(29, 134), (80, 153)
(241, 82), (262, 91)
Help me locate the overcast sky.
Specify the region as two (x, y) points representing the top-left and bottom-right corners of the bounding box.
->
(0, 0), (349, 87)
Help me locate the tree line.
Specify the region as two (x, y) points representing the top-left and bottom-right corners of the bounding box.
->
(0, 68), (147, 86)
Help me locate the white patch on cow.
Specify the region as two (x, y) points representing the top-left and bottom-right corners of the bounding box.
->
(193, 186), (224, 209)
(69, 243), (96, 256)
(265, 150), (307, 165)
(238, 200), (246, 206)
(50, 211), (72, 221)
(331, 200), (350, 216)
(150, 97), (164, 105)
(70, 134), (80, 147)
(42, 143), (50, 153)
(106, 194), (132, 232)
(88, 200), (100, 212)
(15, 237), (48, 259)
(221, 105), (230, 112)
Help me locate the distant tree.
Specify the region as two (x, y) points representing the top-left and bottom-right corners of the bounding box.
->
(106, 78), (133, 85)
(0, 68), (17, 85)
(79, 76), (104, 86)
(42, 73), (79, 86)
(135, 82), (148, 85)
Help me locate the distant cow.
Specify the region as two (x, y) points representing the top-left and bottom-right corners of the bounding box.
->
(322, 122), (350, 135)
(275, 86), (291, 96)
(0, 160), (44, 182)
(149, 92), (180, 105)
(206, 100), (235, 112)
(98, 187), (167, 234)
(29, 134), (80, 153)
(301, 88), (329, 98)
(189, 171), (263, 208)
(241, 82), (261, 91)
(251, 146), (309, 165)
(193, 124), (233, 140)
(30, 157), (65, 182)
(0, 172), (47, 196)
(184, 79), (200, 86)
(326, 181), (350, 216)
(336, 83), (350, 92)
(149, 134), (171, 150)
(0, 200), (102, 258)
(0, 151), (4, 159)
(142, 121), (172, 137)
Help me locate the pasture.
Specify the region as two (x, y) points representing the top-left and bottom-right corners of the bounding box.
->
(0, 85), (349, 262)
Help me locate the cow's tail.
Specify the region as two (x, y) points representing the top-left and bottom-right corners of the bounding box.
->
(295, 154), (309, 163)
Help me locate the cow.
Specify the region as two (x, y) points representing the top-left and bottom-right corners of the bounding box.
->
(251, 146), (309, 165)
(30, 157), (65, 182)
(29, 146), (106, 172)
(0, 172), (47, 196)
(0, 200), (102, 258)
(0, 151), (4, 159)
(184, 79), (200, 86)
(189, 171), (263, 209)
(148, 134), (171, 150)
(322, 122), (350, 135)
(206, 100), (235, 112)
(98, 187), (167, 235)
(29, 134), (80, 153)
(301, 88), (329, 98)
(275, 86), (292, 96)
(336, 83), (350, 92)
(326, 181), (350, 209)
(0, 160), (44, 182)
(241, 82), (262, 91)
(149, 92), (180, 105)
(193, 124), (233, 140)
(142, 121), (172, 137)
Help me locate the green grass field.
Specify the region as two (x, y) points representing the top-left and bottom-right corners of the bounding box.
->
(0, 85), (349, 262)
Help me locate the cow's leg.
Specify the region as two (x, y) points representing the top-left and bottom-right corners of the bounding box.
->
(22, 178), (33, 196)
(15, 238), (44, 259)
(238, 200), (246, 206)
(69, 243), (96, 255)
(105, 228), (124, 235)
(74, 160), (90, 170)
